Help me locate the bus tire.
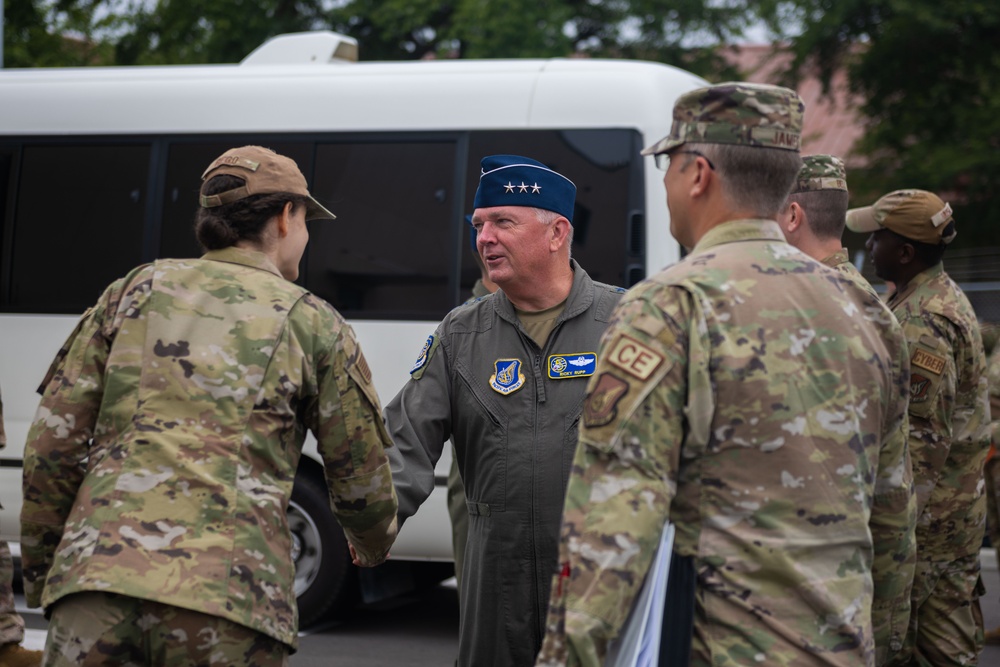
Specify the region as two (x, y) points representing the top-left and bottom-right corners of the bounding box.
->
(289, 471), (358, 627)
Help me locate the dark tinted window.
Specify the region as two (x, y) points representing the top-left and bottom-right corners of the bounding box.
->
(305, 141), (458, 319)
(7, 144), (149, 312)
(0, 131), (641, 318)
(461, 130), (641, 299)
(159, 141), (316, 260)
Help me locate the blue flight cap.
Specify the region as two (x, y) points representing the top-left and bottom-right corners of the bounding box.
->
(473, 155), (576, 222)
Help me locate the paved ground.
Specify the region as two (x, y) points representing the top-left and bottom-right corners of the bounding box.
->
(16, 550), (1000, 663)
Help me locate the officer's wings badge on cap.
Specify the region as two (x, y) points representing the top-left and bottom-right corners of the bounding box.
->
(473, 155), (576, 222)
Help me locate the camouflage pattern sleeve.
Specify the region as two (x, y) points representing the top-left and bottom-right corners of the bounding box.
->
(900, 312), (958, 516)
(869, 347), (917, 665)
(988, 345), (1000, 444)
(537, 287), (691, 666)
(303, 297), (398, 567)
(20, 280), (122, 608)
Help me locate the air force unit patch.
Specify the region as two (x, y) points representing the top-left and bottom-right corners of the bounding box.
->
(548, 352), (597, 379)
(490, 358), (525, 395)
(410, 335), (436, 377)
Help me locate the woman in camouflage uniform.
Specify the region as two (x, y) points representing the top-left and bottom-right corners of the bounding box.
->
(20, 147), (398, 666)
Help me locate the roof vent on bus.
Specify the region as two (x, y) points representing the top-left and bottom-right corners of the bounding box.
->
(240, 31), (359, 65)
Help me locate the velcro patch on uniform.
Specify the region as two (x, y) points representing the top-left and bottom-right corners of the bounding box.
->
(583, 372), (629, 427)
(410, 335), (436, 376)
(547, 352), (596, 380)
(911, 349), (946, 375)
(355, 352), (372, 384)
(490, 358), (525, 395)
(910, 373), (932, 402)
(606, 334), (664, 381)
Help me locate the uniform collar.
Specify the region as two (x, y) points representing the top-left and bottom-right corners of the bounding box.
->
(692, 219), (786, 253)
(201, 246), (284, 278)
(820, 248), (850, 269)
(493, 259), (593, 327)
(887, 262), (945, 308)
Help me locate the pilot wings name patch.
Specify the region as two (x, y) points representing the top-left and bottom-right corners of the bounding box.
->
(547, 352), (597, 379)
(490, 358), (525, 395)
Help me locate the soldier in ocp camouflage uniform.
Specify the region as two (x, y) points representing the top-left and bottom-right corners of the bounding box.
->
(21, 146), (398, 666)
(984, 334), (1000, 644)
(776, 154), (915, 661)
(1, 388), (43, 666)
(847, 189), (992, 666)
(777, 154), (880, 300)
(537, 83), (917, 667)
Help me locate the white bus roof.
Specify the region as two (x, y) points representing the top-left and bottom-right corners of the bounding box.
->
(0, 55), (705, 136)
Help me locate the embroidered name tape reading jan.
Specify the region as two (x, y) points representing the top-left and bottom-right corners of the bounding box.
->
(911, 349), (946, 375)
(548, 352), (597, 380)
(607, 334), (664, 381)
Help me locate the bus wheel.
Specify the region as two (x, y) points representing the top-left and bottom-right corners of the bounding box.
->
(289, 471), (358, 627)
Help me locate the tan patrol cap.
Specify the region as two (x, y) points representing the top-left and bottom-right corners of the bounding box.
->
(846, 189), (955, 245)
(200, 146), (336, 221)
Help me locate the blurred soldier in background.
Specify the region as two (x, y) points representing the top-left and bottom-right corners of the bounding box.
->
(848, 189), (991, 666)
(984, 329), (1000, 644)
(0, 388), (42, 667)
(776, 153), (879, 298)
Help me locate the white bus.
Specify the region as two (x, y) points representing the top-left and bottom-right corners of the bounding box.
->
(0, 31), (706, 627)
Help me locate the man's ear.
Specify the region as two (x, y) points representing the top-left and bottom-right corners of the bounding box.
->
(689, 157), (714, 199)
(549, 216), (572, 252)
(898, 241), (916, 266)
(787, 202), (804, 233)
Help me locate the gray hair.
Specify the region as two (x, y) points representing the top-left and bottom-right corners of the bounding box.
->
(530, 207), (574, 252)
(687, 142), (802, 219)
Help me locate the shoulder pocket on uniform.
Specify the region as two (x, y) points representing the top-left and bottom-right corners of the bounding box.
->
(907, 335), (949, 419)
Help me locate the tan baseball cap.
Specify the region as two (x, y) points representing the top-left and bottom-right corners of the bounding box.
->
(846, 189), (955, 245)
(200, 146), (336, 221)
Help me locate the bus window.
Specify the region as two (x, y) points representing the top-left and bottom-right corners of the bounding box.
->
(305, 141), (457, 320)
(463, 129), (641, 293)
(159, 141), (317, 261)
(7, 143), (150, 313)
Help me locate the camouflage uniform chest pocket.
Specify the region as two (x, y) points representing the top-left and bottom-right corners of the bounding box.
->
(908, 334), (951, 419)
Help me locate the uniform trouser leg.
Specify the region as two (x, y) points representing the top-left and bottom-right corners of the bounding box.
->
(43, 592), (289, 667)
(447, 444), (468, 597)
(892, 554), (985, 667)
(0, 540), (26, 646)
(986, 456), (1000, 560)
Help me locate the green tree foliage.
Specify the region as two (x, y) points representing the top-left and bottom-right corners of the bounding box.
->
(4, 0), (112, 66)
(770, 0), (1000, 247)
(5, 0), (996, 246)
(3, 0), (748, 77)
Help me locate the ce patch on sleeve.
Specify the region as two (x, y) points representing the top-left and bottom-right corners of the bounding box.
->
(606, 334), (664, 380)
